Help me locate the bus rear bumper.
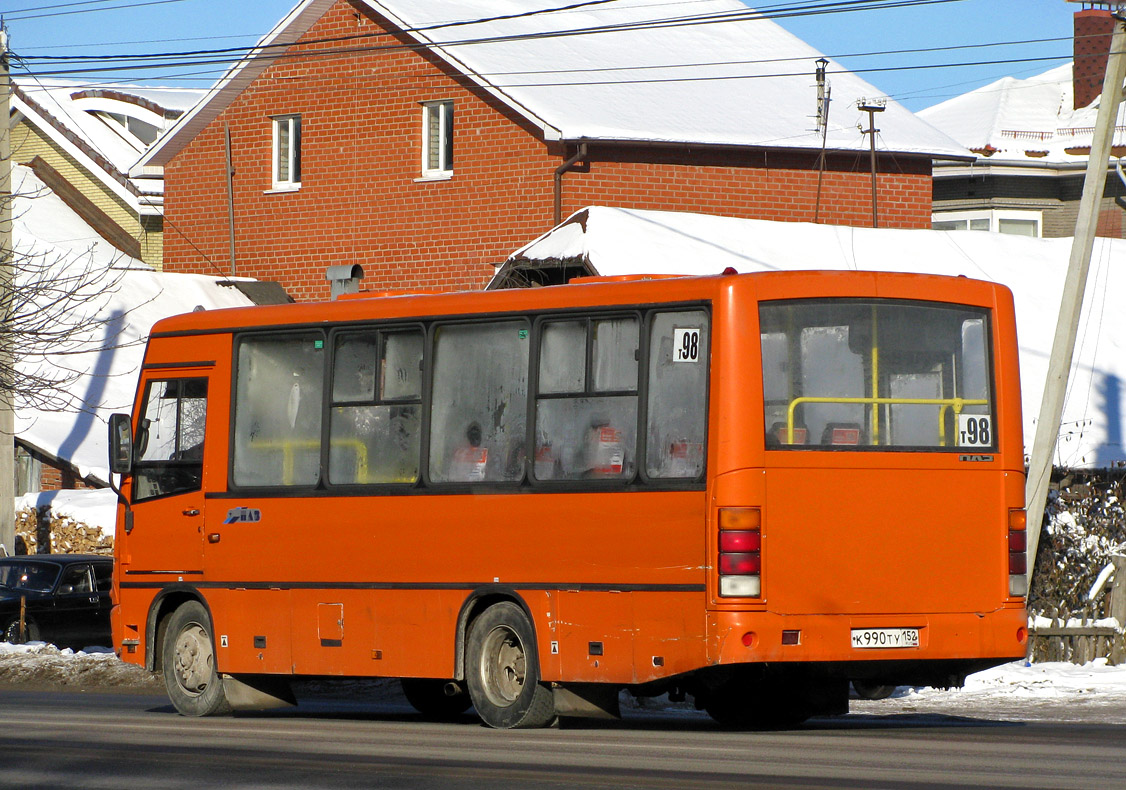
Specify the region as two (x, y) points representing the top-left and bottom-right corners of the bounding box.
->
(707, 605), (1028, 684)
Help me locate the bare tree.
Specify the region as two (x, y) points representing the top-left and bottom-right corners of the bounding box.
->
(1, 181), (143, 556)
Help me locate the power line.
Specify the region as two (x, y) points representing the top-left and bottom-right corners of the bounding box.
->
(16, 0), (967, 64)
(5, 0), (195, 22)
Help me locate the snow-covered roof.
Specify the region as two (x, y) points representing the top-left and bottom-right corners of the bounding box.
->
(505, 205), (1126, 469)
(11, 164), (256, 484)
(918, 63), (1124, 167)
(12, 79), (205, 212)
(136, 0), (970, 174)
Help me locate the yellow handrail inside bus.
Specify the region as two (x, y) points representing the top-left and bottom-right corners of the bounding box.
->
(785, 396), (988, 446)
(248, 438), (375, 484)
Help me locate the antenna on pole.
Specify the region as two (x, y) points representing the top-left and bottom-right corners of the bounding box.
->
(813, 58), (832, 223)
(857, 99), (886, 228)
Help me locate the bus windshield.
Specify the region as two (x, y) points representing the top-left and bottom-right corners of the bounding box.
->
(760, 299), (993, 450)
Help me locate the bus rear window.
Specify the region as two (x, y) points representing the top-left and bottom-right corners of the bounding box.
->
(760, 299), (993, 451)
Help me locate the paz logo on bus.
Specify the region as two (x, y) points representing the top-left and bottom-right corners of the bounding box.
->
(224, 507), (262, 524)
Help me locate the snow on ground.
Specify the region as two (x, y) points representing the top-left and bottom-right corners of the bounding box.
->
(849, 661), (1126, 725)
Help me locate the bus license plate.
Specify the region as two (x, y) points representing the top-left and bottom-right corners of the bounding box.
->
(851, 628), (919, 649)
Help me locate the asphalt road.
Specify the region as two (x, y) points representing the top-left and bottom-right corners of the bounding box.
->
(0, 689), (1121, 789)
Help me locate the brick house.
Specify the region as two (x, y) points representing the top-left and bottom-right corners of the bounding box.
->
(11, 80), (203, 267)
(134, 0), (969, 300)
(920, 2), (1126, 240)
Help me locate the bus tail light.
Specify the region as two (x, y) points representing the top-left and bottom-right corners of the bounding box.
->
(719, 508), (761, 598)
(1008, 508), (1027, 597)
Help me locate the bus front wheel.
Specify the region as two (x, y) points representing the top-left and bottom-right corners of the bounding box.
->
(162, 601), (232, 717)
(466, 602), (556, 729)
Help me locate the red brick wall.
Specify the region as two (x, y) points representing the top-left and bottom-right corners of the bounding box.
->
(163, 0), (934, 301)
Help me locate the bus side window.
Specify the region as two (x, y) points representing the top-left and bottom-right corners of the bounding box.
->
(232, 334), (325, 487)
(646, 311), (708, 478)
(534, 317), (639, 481)
(429, 321), (529, 484)
(329, 330), (423, 485)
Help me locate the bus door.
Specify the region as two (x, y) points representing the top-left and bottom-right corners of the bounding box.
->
(126, 373), (211, 578)
(759, 298), (1005, 616)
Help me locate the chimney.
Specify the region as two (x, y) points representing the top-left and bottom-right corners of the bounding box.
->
(1073, 3), (1117, 110)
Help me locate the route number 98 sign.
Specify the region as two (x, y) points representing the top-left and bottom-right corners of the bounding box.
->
(957, 414), (992, 447)
(673, 327), (701, 363)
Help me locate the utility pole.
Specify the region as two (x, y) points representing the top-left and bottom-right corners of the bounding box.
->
(813, 58), (831, 224)
(0, 26), (14, 557)
(1026, 10), (1126, 587)
(858, 100), (885, 228)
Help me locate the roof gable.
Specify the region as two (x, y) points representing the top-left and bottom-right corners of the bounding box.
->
(137, 0), (969, 173)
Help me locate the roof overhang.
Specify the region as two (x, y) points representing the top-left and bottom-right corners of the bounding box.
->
(933, 159), (1094, 178)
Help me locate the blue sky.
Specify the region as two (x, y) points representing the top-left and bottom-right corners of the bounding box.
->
(4, 0), (1076, 112)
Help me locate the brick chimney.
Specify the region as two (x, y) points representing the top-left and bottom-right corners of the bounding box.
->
(1073, 4), (1117, 109)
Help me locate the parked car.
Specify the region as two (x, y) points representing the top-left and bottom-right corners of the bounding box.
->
(0, 555), (113, 649)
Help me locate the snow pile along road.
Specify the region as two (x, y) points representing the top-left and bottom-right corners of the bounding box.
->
(0, 643), (161, 691)
(850, 660), (1126, 724)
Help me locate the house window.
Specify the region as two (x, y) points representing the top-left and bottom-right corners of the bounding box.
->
(931, 210), (1041, 237)
(272, 114), (302, 188)
(422, 101), (453, 178)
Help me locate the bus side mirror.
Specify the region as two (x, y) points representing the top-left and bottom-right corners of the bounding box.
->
(109, 413), (134, 475)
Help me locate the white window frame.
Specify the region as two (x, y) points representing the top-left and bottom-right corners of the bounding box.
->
(420, 101), (453, 179)
(931, 209), (1042, 237)
(271, 114), (302, 191)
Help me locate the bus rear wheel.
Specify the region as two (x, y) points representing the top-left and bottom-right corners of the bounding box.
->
(162, 601), (232, 717)
(466, 602), (556, 729)
(401, 678), (472, 719)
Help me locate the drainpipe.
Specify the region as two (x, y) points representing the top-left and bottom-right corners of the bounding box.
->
(553, 143), (588, 225)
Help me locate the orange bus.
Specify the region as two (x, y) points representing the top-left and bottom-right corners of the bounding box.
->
(108, 269), (1028, 728)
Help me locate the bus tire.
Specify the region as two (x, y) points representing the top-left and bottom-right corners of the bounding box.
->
(466, 602), (556, 729)
(401, 678), (472, 719)
(162, 601), (232, 717)
(2, 616), (39, 645)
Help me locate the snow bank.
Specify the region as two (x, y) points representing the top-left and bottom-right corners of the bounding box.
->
(0, 642), (161, 690)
